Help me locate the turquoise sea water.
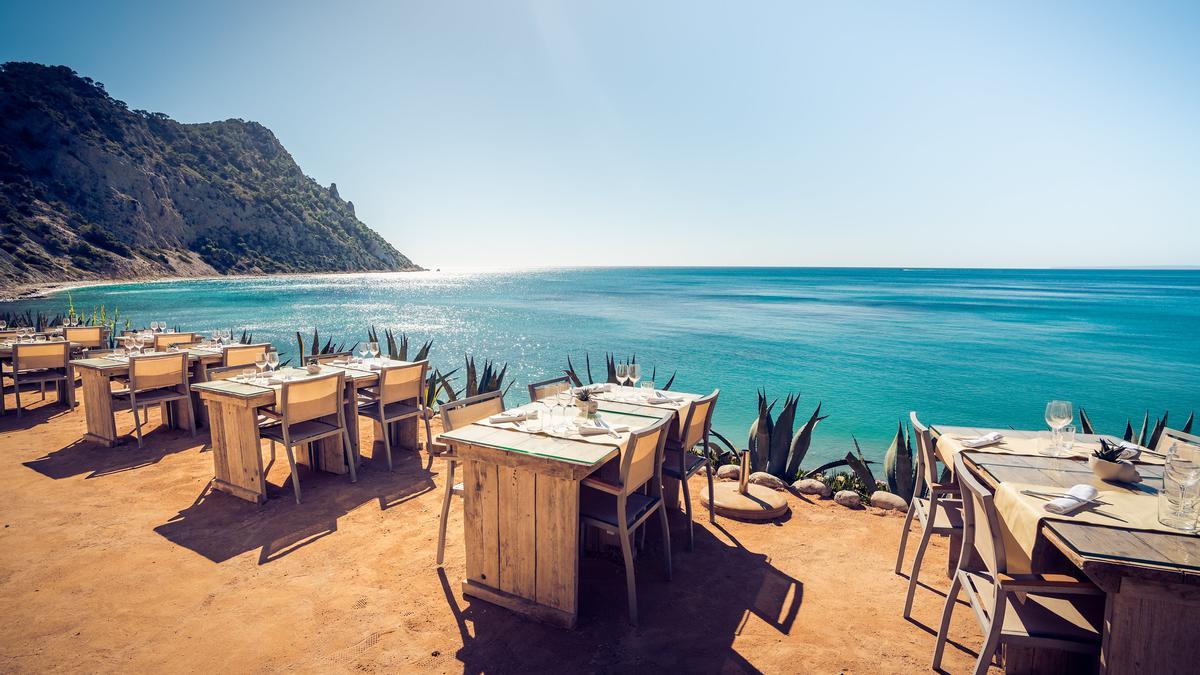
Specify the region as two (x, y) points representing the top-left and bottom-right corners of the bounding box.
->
(4, 268), (1197, 467)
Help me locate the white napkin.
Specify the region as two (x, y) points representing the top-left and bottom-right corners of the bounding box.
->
(490, 411), (534, 424)
(961, 431), (1003, 448)
(579, 421), (629, 436)
(1044, 484), (1099, 515)
(573, 383), (613, 394)
(646, 392), (685, 405)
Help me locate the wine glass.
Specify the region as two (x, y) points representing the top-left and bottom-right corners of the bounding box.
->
(616, 363), (628, 387)
(1044, 400), (1074, 456)
(1160, 441), (1200, 531)
(150, 321), (159, 333)
(123, 335), (135, 357)
(0, 320), (7, 330)
(266, 351), (279, 375)
(369, 341), (380, 361)
(358, 344), (370, 363)
(628, 363), (641, 390)
(255, 353), (268, 382)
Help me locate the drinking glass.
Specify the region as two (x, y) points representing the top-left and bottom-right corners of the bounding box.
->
(255, 354), (268, 381)
(358, 345), (370, 363)
(266, 351), (279, 374)
(0, 320), (6, 330)
(628, 363), (641, 389)
(549, 402), (564, 434)
(1059, 425), (1076, 456)
(1159, 441), (1200, 532)
(240, 368), (255, 383)
(150, 321), (159, 333)
(369, 341), (380, 360)
(616, 363), (628, 387)
(640, 381), (656, 394)
(1044, 400), (1073, 454)
(158, 321), (166, 333)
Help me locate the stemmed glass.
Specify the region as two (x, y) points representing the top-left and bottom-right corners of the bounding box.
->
(266, 351), (280, 377)
(0, 320), (7, 331)
(1043, 400), (1073, 456)
(1160, 441), (1200, 531)
(616, 363), (628, 387)
(369, 341), (380, 362)
(628, 363), (641, 392)
(358, 344), (371, 364)
(255, 353), (268, 383)
(150, 321), (160, 333)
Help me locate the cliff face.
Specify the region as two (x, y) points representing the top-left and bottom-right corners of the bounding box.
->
(0, 62), (419, 289)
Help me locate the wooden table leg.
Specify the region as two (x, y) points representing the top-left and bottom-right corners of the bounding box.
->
(205, 398), (267, 504)
(313, 383), (360, 474)
(191, 361), (210, 428)
(1098, 577), (1200, 673)
(79, 367), (118, 447)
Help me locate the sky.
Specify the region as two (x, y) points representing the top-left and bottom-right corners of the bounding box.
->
(2, 1), (1198, 268)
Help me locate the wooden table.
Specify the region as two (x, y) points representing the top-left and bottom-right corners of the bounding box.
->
(960, 450), (1200, 673)
(439, 404), (671, 629)
(190, 361), (417, 504)
(69, 349), (223, 446)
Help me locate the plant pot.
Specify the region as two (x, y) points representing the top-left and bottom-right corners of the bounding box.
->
(575, 399), (599, 417)
(1088, 456), (1141, 483)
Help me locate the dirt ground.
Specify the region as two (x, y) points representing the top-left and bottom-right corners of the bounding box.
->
(0, 386), (996, 674)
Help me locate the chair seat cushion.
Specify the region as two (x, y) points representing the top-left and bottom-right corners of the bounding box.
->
(962, 571), (1103, 644)
(356, 398), (421, 420)
(662, 449), (706, 479)
(260, 419), (342, 445)
(913, 496), (964, 534)
(112, 387), (185, 407)
(580, 485), (660, 529)
(14, 368), (69, 383)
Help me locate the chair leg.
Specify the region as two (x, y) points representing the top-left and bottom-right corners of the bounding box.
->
(40, 381), (46, 401)
(903, 521), (936, 619)
(932, 573), (963, 670)
(706, 465), (716, 523)
(657, 504), (672, 580)
(436, 460), (457, 566)
(894, 502), (917, 575)
(973, 594), (1006, 675)
(283, 443), (303, 504)
(618, 518), (638, 626)
(381, 416), (394, 472)
(132, 404), (145, 448)
(681, 472), (694, 551)
(186, 396), (197, 437)
(341, 429), (357, 483)
(14, 380), (21, 418)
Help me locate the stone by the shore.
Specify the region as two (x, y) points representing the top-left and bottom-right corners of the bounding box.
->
(869, 491), (908, 512)
(834, 490), (862, 508)
(747, 472), (789, 491)
(716, 464), (740, 481)
(791, 479), (832, 498)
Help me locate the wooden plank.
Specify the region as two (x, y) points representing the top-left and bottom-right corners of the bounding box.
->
(454, 441), (613, 481)
(477, 461), (500, 588)
(497, 467), (537, 598)
(1101, 576), (1200, 673)
(534, 474), (579, 614)
(78, 366), (117, 447)
(461, 460), (486, 583)
(207, 397), (266, 504)
(461, 579), (575, 629)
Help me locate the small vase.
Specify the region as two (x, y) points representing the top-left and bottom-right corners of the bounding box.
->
(1088, 456), (1141, 483)
(576, 399), (599, 418)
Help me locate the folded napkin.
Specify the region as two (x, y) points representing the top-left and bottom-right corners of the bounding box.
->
(490, 411), (536, 424)
(961, 431), (1003, 448)
(646, 392), (685, 404)
(579, 421), (629, 436)
(573, 383), (613, 394)
(1044, 484), (1099, 515)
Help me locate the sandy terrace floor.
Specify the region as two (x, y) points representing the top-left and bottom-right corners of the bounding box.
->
(0, 387), (997, 674)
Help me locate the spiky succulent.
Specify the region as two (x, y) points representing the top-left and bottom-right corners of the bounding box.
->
(1094, 438), (1125, 463)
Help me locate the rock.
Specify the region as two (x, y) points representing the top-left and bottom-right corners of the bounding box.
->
(869, 491), (909, 512)
(716, 464), (740, 481)
(791, 478), (832, 498)
(833, 490), (862, 508)
(747, 472), (788, 491)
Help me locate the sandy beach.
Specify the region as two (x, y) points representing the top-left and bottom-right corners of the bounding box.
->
(0, 385), (994, 673)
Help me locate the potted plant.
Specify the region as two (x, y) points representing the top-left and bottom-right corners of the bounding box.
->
(574, 388), (599, 419)
(1088, 439), (1141, 483)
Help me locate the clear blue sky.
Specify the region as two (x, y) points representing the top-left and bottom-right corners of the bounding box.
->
(3, 1), (1198, 268)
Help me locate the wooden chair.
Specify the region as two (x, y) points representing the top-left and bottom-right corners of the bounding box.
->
(309, 351), (354, 365)
(111, 351), (196, 447)
(897, 411), (964, 619)
(259, 371), (356, 504)
(222, 343), (270, 368)
(527, 375), (571, 402)
(662, 389), (719, 550)
(153, 332), (197, 351)
(934, 455), (1104, 674)
(436, 391), (506, 566)
(64, 326), (106, 349)
(1156, 427), (1200, 454)
(580, 415), (673, 625)
(9, 341), (74, 417)
(357, 360), (433, 471)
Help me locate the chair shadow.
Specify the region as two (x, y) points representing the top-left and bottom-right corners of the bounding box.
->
(449, 510), (798, 673)
(23, 425), (201, 480)
(154, 445), (436, 564)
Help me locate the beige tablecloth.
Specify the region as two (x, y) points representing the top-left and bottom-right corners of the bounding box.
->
(474, 404), (632, 448)
(936, 427), (1163, 471)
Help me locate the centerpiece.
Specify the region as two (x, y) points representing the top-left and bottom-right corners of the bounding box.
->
(1088, 438), (1141, 483)
(574, 388), (599, 419)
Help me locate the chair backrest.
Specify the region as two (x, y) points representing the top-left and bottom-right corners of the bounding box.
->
(129, 351), (189, 392)
(440, 390), (505, 432)
(953, 454), (1006, 579)
(205, 364), (251, 382)
(280, 371), (344, 425)
(528, 375), (571, 402)
(0, 330), (20, 342)
(64, 326), (105, 348)
(311, 351), (353, 365)
(1156, 427), (1200, 455)
(909, 411), (939, 497)
(222, 343), (270, 367)
(678, 390), (719, 448)
(13, 341), (70, 372)
(153, 332), (197, 350)
(619, 416), (672, 494)
(378, 360), (428, 405)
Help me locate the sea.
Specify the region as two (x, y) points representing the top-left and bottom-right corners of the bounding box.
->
(3, 267), (1197, 468)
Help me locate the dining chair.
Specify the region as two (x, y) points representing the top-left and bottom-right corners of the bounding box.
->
(153, 332), (197, 351)
(662, 389), (719, 550)
(222, 343), (270, 368)
(436, 390), (506, 566)
(357, 360), (433, 471)
(310, 351), (354, 365)
(1156, 427), (1200, 454)
(527, 375), (572, 402)
(898, 411), (964, 619)
(259, 371), (356, 504)
(580, 415), (673, 626)
(933, 454), (1104, 674)
(10, 341), (74, 417)
(111, 351), (196, 447)
(63, 326), (106, 349)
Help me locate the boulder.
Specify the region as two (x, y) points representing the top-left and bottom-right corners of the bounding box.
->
(748, 472), (789, 491)
(791, 478), (833, 498)
(869, 491), (909, 512)
(833, 490), (862, 508)
(716, 464), (740, 481)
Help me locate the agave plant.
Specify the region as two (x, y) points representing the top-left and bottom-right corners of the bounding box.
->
(745, 389), (828, 480)
(1080, 407), (1193, 449)
(366, 326), (432, 361)
(843, 436), (880, 496)
(883, 420), (918, 502)
(563, 352), (676, 390)
(295, 328), (348, 360)
(464, 355), (512, 398)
